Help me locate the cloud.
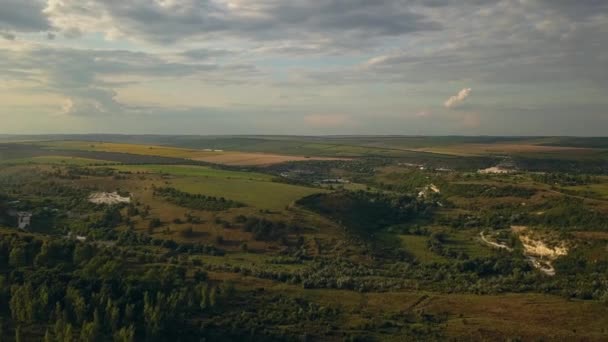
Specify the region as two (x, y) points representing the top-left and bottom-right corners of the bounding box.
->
(1, 1), (608, 135)
(444, 88), (472, 109)
(0, 0), (50, 33)
(42, 0), (440, 46)
(0, 46), (259, 116)
(1, 32), (16, 40)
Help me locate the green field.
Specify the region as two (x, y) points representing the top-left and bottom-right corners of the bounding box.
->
(109, 164), (273, 181)
(399, 235), (447, 263)
(564, 183), (608, 200)
(110, 164), (325, 210)
(171, 177), (325, 210)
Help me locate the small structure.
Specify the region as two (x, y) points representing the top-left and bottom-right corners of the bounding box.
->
(17, 212), (32, 230)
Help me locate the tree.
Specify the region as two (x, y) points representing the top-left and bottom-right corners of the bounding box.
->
(80, 320), (101, 342)
(10, 283), (36, 323)
(34, 241), (51, 267)
(114, 325), (135, 342)
(209, 287), (217, 308)
(149, 218), (162, 229)
(199, 284), (209, 310)
(53, 317), (73, 342)
(44, 328), (52, 342)
(73, 244), (94, 265)
(9, 245), (27, 267)
(66, 287), (87, 324)
(15, 325), (22, 342)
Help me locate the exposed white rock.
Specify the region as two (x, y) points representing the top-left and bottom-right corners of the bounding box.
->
(88, 192), (131, 205)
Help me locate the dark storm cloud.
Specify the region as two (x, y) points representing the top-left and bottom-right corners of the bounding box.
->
(43, 0), (441, 44)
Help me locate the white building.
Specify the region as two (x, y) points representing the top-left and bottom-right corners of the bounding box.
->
(17, 212), (32, 230)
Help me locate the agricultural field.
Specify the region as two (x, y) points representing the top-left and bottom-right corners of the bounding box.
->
(0, 155), (113, 166)
(36, 140), (346, 166)
(1, 137), (608, 341)
(109, 164), (325, 210)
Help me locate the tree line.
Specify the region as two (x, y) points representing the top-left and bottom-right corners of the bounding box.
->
(153, 187), (245, 211)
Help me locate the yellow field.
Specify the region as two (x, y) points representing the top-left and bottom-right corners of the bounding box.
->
(40, 141), (345, 166)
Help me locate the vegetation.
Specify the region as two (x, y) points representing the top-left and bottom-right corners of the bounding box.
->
(2, 137), (608, 340)
(154, 187), (245, 211)
(297, 190), (434, 239)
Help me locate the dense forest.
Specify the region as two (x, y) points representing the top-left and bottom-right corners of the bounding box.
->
(297, 191), (435, 240)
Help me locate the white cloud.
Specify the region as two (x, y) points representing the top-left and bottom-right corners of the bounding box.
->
(444, 88), (472, 109)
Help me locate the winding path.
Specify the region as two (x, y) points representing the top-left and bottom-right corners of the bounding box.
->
(479, 231), (513, 252)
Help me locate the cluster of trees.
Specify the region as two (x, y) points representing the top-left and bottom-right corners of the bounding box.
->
(265, 158), (394, 187)
(441, 196), (608, 232)
(426, 232), (469, 260)
(530, 197), (608, 231)
(0, 194), (13, 227)
(0, 177), (92, 213)
(444, 183), (537, 198)
(234, 215), (298, 242)
(297, 190), (435, 239)
(116, 230), (225, 256)
(514, 156), (608, 174)
(0, 233), (236, 341)
(532, 172), (599, 186)
(373, 170), (436, 193)
(50, 166), (117, 180)
(153, 187), (245, 211)
(205, 252), (541, 294)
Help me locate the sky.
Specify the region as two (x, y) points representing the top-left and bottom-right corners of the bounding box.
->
(0, 0), (607, 136)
